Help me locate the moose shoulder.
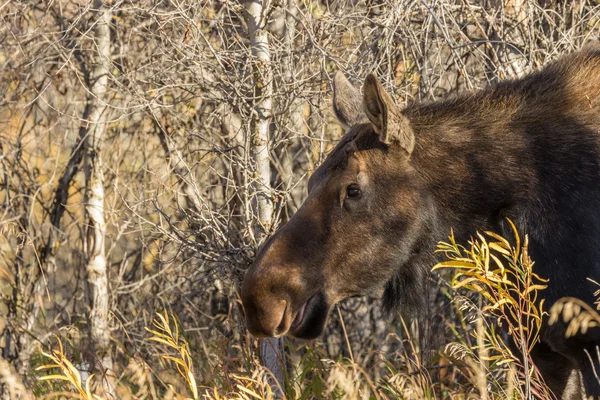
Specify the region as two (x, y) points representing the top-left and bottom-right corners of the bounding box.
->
(241, 45), (600, 398)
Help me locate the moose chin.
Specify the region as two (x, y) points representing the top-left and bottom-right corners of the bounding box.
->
(242, 44), (600, 399)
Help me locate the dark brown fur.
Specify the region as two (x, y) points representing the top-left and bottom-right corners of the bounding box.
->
(241, 45), (600, 399)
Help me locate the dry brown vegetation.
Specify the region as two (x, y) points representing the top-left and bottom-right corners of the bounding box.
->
(1, 0), (600, 398)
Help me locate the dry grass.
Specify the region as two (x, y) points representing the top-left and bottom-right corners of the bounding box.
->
(146, 311), (199, 400)
(434, 220), (551, 399)
(36, 336), (103, 399)
(27, 222), (590, 399)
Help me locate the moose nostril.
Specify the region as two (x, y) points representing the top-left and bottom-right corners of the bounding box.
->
(275, 300), (288, 336)
(242, 292), (290, 337)
(241, 263), (295, 337)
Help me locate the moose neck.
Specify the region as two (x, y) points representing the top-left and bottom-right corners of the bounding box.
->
(406, 93), (534, 244)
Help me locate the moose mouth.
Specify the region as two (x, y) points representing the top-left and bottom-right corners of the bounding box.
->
(288, 292), (330, 339)
(290, 300), (308, 330)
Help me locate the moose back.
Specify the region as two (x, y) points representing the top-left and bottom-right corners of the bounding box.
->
(242, 46), (600, 399)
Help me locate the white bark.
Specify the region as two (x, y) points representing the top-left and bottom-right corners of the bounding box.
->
(83, 0), (113, 386)
(248, 0), (274, 237)
(247, 0), (286, 397)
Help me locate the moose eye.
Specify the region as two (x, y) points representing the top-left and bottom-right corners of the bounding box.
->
(346, 184), (361, 198)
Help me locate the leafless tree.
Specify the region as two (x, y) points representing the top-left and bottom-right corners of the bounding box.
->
(246, 0), (287, 396)
(83, 0), (114, 387)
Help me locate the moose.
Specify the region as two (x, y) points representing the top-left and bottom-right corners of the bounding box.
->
(241, 45), (600, 399)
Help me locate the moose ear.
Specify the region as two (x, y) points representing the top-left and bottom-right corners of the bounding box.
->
(363, 74), (414, 154)
(333, 72), (367, 129)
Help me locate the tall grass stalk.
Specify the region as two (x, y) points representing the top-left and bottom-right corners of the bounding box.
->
(146, 311), (199, 400)
(433, 220), (552, 399)
(36, 335), (101, 400)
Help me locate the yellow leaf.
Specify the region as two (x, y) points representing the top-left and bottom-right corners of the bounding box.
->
(36, 364), (61, 371)
(453, 277), (484, 290)
(38, 375), (71, 382)
(236, 384), (263, 400)
(525, 284), (548, 294)
(163, 355), (188, 369)
(146, 328), (174, 342)
(483, 298), (515, 312)
(187, 370), (198, 399)
(86, 373), (95, 399)
(432, 260), (476, 270)
(148, 337), (177, 348)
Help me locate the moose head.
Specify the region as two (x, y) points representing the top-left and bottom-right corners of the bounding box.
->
(241, 73), (436, 339)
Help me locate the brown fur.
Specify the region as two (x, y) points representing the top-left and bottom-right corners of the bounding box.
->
(242, 45), (600, 399)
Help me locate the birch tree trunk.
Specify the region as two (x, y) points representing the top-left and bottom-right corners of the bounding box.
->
(248, 0), (274, 236)
(83, 0), (113, 385)
(247, 0), (286, 397)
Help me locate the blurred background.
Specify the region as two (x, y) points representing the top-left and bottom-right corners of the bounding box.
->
(1, 0), (599, 398)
